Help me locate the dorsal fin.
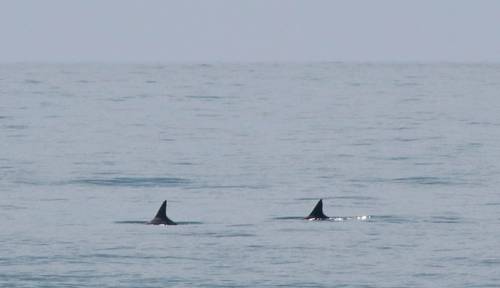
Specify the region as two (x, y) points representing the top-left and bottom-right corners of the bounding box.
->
(305, 199), (329, 219)
(153, 200), (167, 219)
(148, 200), (177, 225)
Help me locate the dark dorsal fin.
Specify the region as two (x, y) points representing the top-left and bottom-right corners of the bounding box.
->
(305, 199), (329, 220)
(148, 200), (177, 225)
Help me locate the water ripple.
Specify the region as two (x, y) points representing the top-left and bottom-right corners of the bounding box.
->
(70, 176), (191, 187)
(373, 215), (417, 224)
(186, 95), (223, 100)
(392, 176), (457, 185)
(425, 216), (463, 224)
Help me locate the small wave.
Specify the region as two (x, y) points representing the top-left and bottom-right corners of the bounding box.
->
(386, 156), (411, 161)
(484, 202), (500, 206)
(81, 253), (158, 260)
(467, 121), (494, 126)
(0, 204), (27, 210)
(371, 215), (465, 224)
(176, 221), (203, 225)
(24, 79), (42, 84)
(334, 195), (378, 201)
(273, 216), (304, 220)
(346, 81), (363, 87)
(296, 197), (333, 201)
(393, 137), (419, 142)
(38, 198), (68, 202)
(296, 196), (377, 202)
(373, 215), (417, 224)
(480, 258), (500, 265)
(400, 97), (421, 102)
(114, 220), (147, 224)
(348, 177), (386, 184)
(211, 232), (256, 238)
(414, 162), (444, 166)
(392, 176), (455, 185)
(185, 95), (223, 100)
(4, 124), (28, 130)
(228, 223), (255, 227)
(115, 220), (202, 225)
(325, 216), (371, 221)
(274, 216), (371, 221)
(70, 176), (190, 187)
(394, 81), (420, 87)
(187, 184), (267, 190)
(425, 216), (462, 224)
(172, 162), (195, 166)
(80, 253), (207, 262)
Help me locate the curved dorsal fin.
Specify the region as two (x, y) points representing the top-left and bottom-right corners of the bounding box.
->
(149, 200), (177, 225)
(305, 199), (329, 219)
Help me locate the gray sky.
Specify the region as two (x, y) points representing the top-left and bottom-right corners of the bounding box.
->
(1, 0), (499, 62)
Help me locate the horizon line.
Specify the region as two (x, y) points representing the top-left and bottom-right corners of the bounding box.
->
(1, 59), (500, 65)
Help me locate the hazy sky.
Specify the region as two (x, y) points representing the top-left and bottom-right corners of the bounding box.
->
(1, 0), (499, 62)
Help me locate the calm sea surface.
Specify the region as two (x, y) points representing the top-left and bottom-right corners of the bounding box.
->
(1, 63), (500, 287)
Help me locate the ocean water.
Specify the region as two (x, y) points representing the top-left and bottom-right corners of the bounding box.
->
(1, 63), (500, 287)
